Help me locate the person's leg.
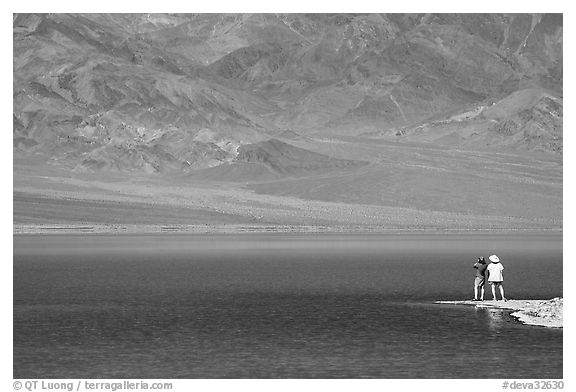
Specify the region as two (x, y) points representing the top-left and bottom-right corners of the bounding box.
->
(491, 284), (497, 300)
(474, 284), (478, 300)
(499, 285), (506, 301)
(480, 286), (485, 301)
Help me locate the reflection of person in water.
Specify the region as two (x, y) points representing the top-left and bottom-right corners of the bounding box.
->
(473, 257), (487, 301)
(486, 307), (507, 331)
(486, 254), (507, 301)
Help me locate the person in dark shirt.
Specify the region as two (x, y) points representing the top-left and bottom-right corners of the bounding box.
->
(473, 257), (488, 301)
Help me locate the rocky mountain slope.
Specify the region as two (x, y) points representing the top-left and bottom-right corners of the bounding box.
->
(14, 13), (562, 175)
(367, 87), (562, 153)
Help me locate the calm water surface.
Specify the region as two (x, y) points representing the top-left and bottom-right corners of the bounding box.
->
(14, 233), (562, 378)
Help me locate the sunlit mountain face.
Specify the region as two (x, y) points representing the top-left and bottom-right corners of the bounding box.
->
(13, 14), (562, 230)
(14, 13), (562, 173)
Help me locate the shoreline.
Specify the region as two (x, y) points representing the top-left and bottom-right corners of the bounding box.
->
(13, 224), (563, 235)
(436, 298), (563, 328)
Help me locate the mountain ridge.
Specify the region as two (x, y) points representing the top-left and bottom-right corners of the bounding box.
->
(14, 13), (562, 176)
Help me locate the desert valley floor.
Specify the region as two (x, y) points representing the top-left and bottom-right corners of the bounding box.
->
(14, 134), (562, 233)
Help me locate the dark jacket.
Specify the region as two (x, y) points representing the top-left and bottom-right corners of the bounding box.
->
(474, 262), (488, 278)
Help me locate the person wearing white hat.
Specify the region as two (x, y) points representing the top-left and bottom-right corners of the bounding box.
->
(486, 254), (507, 301)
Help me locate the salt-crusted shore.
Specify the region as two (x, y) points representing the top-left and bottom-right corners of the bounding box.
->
(13, 224), (562, 235)
(436, 298), (563, 328)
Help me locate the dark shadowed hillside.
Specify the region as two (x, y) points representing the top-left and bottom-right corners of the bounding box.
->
(235, 139), (366, 174)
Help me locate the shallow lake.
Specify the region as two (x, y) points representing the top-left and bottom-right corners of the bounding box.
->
(13, 233), (562, 378)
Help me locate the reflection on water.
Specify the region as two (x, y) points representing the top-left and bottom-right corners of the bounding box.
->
(485, 307), (509, 332)
(14, 234), (562, 378)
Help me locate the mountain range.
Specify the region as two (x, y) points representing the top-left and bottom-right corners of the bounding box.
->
(13, 14), (563, 230)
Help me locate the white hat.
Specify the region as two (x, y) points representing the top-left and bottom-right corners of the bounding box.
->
(489, 255), (500, 263)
